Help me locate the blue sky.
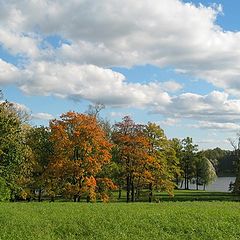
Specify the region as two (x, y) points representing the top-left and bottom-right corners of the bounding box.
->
(1, 0), (240, 149)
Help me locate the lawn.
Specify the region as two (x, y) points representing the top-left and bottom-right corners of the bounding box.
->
(113, 189), (240, 202)
(0, 201), (240, 240)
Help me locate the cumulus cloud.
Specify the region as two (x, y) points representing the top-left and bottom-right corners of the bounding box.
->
(0, 29), (40, 58)
(31, 112), (54, 120)
(0, 1), (239, 89)
(0, 59), (22, 84)
(159, 81), (183, 93)
(19, 61), (171, 107)
(192, 121), (240, 131)
(153, 91), (240, 123)
(1, 0), (240, 128)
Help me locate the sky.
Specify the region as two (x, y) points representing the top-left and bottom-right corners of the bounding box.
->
(1, 0), (240, 150)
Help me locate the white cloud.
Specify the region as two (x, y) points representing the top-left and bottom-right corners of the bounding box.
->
(31, 112), (54, 120)
(0, 59), (22, 84)
(192, 121), (240, 131)
(161, 118), (180, 126)
(159, 81), (183, 93)
(153, 91), (240, 123)
(0, 29), (40, 58)
(0, 0), (239, 90)
(19, 61), (171, 108)
(1, 0), (240, 128)
(109, 112), (129, 118)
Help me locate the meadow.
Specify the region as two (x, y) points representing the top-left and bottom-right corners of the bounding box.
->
(1, 201), (240, 240)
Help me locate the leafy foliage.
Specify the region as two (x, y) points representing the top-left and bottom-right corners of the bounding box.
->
(48, 111), (113, 201)
(0, 101), (33, 199)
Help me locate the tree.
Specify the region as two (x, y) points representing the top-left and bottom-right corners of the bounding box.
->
(112, 116), (149, 202)
(180, 137), (198, 189)
(194, 153), (217, 190)
(112, 118), (180, 202)
(229, 136), (240, 193)
(144, 123), (180, 202)
(171, 138), (183, 186)
(48, 111), (112, 202)
(0, 100), (33, 200)
(26, 126), (53, 201)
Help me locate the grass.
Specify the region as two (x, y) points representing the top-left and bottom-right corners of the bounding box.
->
(1, 201), (240, 240)
(112, 189), (240, 202)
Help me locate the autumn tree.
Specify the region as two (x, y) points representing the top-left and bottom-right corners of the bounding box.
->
(112, 116), (150, 202)
(86, 103), (112, 141)
(48, 112), (112, 202)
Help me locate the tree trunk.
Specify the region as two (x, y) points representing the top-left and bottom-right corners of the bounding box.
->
(131, 181), (134, 202)
(196, 172), (199, 191)
(149, 183), (153, 203)
(118, 188), (122, 200)
(126, 175), (130, 203)
(136, 187), (140, 200)
(184, 172), (187, 189)
(180, 180), (183, 189)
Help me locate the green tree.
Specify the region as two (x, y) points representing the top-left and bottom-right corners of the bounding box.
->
(0, 100), (32, 200)
(229, 136), (240, 193)
(194, 154), (217, 190)
(26, 126), (53, 201)
(180, 137), (198, 189)
(144, 123), (180, 202)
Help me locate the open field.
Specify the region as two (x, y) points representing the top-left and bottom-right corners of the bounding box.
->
(1, 201), (240, 240)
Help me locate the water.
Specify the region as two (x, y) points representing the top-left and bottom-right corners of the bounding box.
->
(206, 177), (235, 192)
(179, 177), (236, 192)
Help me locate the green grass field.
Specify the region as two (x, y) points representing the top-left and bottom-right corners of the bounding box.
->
(1, 201), (240, 240)
(113, 189), (240, 202)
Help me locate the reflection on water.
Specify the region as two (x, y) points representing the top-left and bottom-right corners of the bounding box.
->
(179, 177), (236, 192)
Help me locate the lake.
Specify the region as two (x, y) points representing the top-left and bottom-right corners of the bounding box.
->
(179, 177), (236, 192)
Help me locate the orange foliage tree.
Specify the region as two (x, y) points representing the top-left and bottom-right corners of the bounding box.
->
(112, 117), (180, 202)
(47, 111), (112, 202)
(112, 116), (151, 202)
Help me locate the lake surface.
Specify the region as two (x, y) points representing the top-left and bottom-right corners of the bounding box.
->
(179, 177), (236, 192)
